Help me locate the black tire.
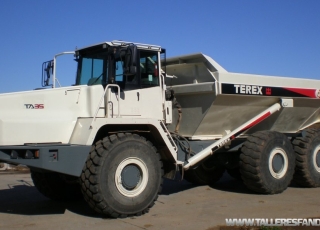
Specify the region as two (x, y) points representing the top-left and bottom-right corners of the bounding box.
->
(292, 129), (320, 187)
(239, 131), (295, 194)
(31, 170), (82, 201)
(81, 133), (163, 218)
(226, 167), (242, 180)
(184, 157), (225, 185)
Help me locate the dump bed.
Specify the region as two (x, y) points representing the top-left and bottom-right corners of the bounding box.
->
(165, 53), (320, 139)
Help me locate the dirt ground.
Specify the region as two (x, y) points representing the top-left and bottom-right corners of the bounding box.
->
(0, 171), (319, 230)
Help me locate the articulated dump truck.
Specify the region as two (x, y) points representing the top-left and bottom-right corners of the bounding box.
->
(0, 40), (320, 217)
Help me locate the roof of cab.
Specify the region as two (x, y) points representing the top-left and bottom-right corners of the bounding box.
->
(76, 40), (162, 52)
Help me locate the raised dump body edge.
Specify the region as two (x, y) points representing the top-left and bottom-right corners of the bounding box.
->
(165, 53), (320, 138)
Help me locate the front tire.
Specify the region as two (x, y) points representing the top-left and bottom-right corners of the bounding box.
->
(240, 131), (295, 194)
(292, 129), (320, 187)
(81, 133), (163, 218)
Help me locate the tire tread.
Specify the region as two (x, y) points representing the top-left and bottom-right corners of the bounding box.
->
(239, 131), (295, 194)
(80, 133), (164, 218)
(292, 129), (320, 187)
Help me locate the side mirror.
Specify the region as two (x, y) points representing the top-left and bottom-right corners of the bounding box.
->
(42, 60), (54, 87)
(123, 45), (137, 75)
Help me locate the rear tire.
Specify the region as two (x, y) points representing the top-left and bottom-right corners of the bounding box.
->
(239, 131), (295, 194)
(292, 129), (320, 187)
(31, 170), (82, 201)
(81, 133), (163, 218)
(184, 156), (225, 185)
(226, 167), (242, 180)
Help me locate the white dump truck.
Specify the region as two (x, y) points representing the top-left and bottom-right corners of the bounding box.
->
(0, 40), (319, 217)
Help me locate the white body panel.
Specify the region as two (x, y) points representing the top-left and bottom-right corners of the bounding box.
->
(107, 86), (163, 119)
(0, 85), (104, 145)
(69, 117), (178, 161)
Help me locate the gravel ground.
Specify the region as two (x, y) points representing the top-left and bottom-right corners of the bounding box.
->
(0, 172), (319, 230)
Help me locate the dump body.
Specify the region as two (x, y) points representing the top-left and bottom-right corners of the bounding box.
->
(166, 53), (320, 139)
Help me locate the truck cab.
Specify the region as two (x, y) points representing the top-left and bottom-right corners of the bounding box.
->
(73, 41), (168, 120)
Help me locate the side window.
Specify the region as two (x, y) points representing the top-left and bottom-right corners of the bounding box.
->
(114, 59), (126, 89)
(78, 57), (104, 85)
(112, 50), (159, 90)
(115, 57), (139, 90)
(115, 61), (123, 82)
(139, 51), (159, 88)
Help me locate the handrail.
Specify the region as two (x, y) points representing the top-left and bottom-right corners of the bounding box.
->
(90, 84), (121, 129)
(52, 51), (75, 88)
(160, 121), (177, 152)
(106, 84), (121, 118)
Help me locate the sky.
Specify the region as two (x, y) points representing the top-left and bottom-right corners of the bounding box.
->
(0, 0), (319, 93)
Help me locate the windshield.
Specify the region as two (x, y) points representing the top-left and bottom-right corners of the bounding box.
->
(75, 47), (160, 89)
(76, 51), (108, 86)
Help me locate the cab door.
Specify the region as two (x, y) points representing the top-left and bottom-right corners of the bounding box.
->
(106, 50), (163, 120)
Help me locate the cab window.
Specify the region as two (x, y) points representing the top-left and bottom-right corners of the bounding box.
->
(76, 53), (107, 86)
(139, 51), (159, 88)
(114, 50), (159, 90)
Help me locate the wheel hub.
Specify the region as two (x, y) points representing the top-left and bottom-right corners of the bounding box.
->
(268, 148), (288, 179)
(272, 153), (284, 173)
(316, 152), (320, 168)
(115, 157), (149, 197)
(313, 146), (320, 172)
(121, 164), (141, 190)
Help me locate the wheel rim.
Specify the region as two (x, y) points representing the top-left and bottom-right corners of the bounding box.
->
(268, 148), (288, 179)
(312, 145), (320, 173)
(115, 157), (148, 197)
